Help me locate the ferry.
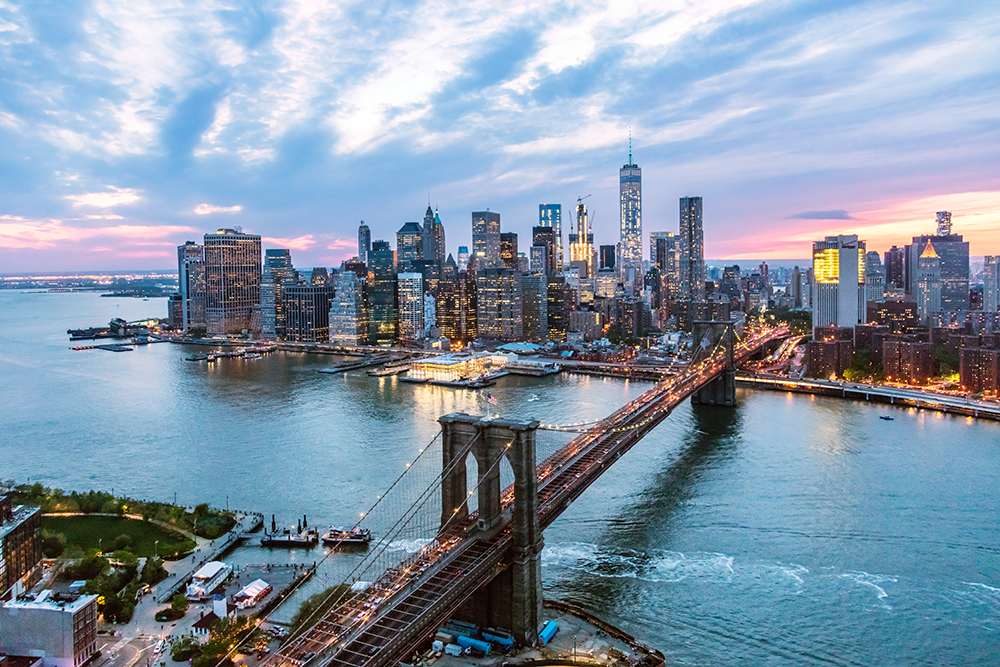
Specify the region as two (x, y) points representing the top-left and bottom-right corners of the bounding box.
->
(322, 526), (372, 546)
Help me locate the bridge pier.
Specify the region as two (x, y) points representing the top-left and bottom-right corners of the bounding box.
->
(439, 413), (544, 645)
(692, 369), (736, 406)
(690, 320), (736, 407)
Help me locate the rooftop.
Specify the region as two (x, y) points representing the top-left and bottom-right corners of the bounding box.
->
(0, 505), (39, 541)
(4, 590), (96, 613)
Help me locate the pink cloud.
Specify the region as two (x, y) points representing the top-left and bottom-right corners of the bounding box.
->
(0, 216), (197, 250)
(262, 235), (316, 251)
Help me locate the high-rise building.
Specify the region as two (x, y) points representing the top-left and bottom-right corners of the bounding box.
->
(310, 267), (329, 286)
(517, 253), (530, 273)
(423, 293), (436, 337)
(904, 213), (969, 310)
(457, 246), (470, 270)
(397, 273), (425, 341)
(520, 273), (549, 343)
(811, 234), (866, 331)
(649, 232), (675, 268)
(177, 241), (206, 333)
(619, 141), (642, 288)
(569, 201), (596, 278)
(884, 245), (904, 288)
(529, 245), (549, 275)
(500, 232), (519, 270)
(396, 222), (423, 272)
(421, 206), (446, 269)
(260, 249), (296, 340)
(358, 221), (371, 264)
(329, 270), (367, 347)
(599, 245), (616, 271)
(204, 228), (262, 335)
(916, 241), (942, 322)
(595, 268), (617, 299)
(547, 276), (572, 342)
(790, 266), (803, 308)
(539, 204), (563, 273)
(679, 197), (705, 301)
(472, 211), (501, 270)
(864, 251), (885, 303)
(1, 494), (41, 600)
(368, 240), (397, 345)
(984, 256), (1000, 312)
(476, 268), (522, 342)
(283, 284), (333, 343)
(438, 259), (477, 344)
(532, 226), (557, 276)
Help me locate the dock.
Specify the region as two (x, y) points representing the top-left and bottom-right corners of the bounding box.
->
(70, 343), (133, 352)
(319, 354), (398, 374)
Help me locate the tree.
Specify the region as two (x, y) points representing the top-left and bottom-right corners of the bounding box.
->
(171, 592), (189, 615)
(114, 534), (132, 551)
(141, 557), (167, 585)
(40, 530), (66, 558)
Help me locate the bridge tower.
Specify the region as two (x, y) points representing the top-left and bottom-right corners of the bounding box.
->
(690, 320), (736, 406)
(439, 414), (543, 645)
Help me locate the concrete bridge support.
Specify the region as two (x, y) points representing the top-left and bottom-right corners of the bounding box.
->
(691, 320), (737, 407)
(439, 414), (544, 645)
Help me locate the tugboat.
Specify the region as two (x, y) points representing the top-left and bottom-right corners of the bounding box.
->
(321, 526), (372, 546)
(879, 415), (895, 421)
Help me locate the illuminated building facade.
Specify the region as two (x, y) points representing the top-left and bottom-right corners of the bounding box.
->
(408, 352), (507, 382)
(358, 221), (371, 264)
(283, 285), (333, 343)
(539, 204), (563, 273)
(984, 255), (999, 313)
(396, 222), (423, 272)
(679, 197), (705, 301)
(472, 211), (501, 270)
(500, 232), (519, 270)
(960, 347), (1000, 394)
(520, 273), (548, 343)
(260, 249), (296, 340)
(866, 300), (919, 335)
(329, 270), (368, 346)
(811, 234), (866, 331)
(904, 213), (969, 310)
(438, 265), (477, 344)
(204, 228), (262, 335)
(569, 202), (595, 278)
(547, 276), (572, 341)
(1, 495), (40, 600)
(368, 240), (398, 345)
(916, 240), (942, 322)
(532, 226), (557, 275)
(477, 268), (522, 342)
(397, 272), (425, 341)
(883, 340), (934, 384)
(619, 151), (642, 289)
(177, 241), (206, 333)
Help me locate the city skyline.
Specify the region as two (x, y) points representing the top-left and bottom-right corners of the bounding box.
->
(1, 2), (998, 272)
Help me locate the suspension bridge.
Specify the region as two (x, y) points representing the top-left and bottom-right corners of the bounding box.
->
(259, 321), (789, 667)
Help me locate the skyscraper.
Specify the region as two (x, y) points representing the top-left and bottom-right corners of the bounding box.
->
(936, 211), (952, 236)
(532, 226), (557, 275)
(619, 144), (642, 288)
(539, 204), (563, 273)
(599, 245), (616, 271)
(368, 240), (397, 345)
(520, 273), (549, 343)
(500, 232), (519, 270)
(476, 268), (522, 342)
(984, 256), (1000, 313)
(529, 245), (549, 275)
(884, 245), (904, 288)
(358, 221), (371, 264)
(203, 228), (262, 335)
(864, 251), (885, 303)
(916, 241), (941, 322)
(472, 211), (501, 270)
(569, 200), (595, 278)
(679, 197), (705, 301)
(283, 284), (333, 343)
(329, 270), (368, 346)
(649, 232), (675, 268)
(425, 207), (446, 268)
(177, 241), (206, 333)
(396, 222), (423, 272)
(457, 246), (470, 269)
(811, 234), (866, 331)
(397, 273), (425, 341)
(260, 249), (296, 340)
(904, 213), (969, 310)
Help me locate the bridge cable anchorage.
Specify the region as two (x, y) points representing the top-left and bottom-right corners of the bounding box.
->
(270, 430), (499, 664)
(279, 435), (519, 666)
(213, 429), (445, 667)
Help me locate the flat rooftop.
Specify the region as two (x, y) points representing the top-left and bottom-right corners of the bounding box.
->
(0, 505), (39, 540)
(3, 591), (96, 613)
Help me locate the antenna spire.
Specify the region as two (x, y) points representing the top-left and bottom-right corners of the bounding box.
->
(628, 126), (632, 165)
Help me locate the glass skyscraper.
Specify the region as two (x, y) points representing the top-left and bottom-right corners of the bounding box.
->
(204, 228), (262, 335)
(619, 150), (642, 289)
(679, 197), (705, 301)
(472, 211), (501, 270)
(261, 248), (296, 340)
(539, 204), (563, 273)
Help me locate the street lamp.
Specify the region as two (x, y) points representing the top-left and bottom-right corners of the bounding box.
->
(155, 540), (159, 559)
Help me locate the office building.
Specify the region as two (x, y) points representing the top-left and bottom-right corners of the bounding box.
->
(517, 253), (530, 273)
(422, 206), (446, 268)
(569, 201), (596, 278)
(472, 211), (501, 270)
(476, 268), (522, 342)
(569, 310), (603, 342)
(329, 270), (367, 346)
(177, 241), (206, 333)
(358, 221), (371, 264)
(368, 240), (398, 345)
(904, 213), (969, 310)
(310, 267), (329, 287)
(866, 300), (919, 334)
(649, 232), (674, 268)
(916, 241), (942, 322)
(885, 245), (904, 288)
(529, 245), (549, 275)
(864, 250), (885, 303)
(984, 256), (999, 312)
(438, 260), (477, 344)
(204, 228), (262, 335)
(283, 284), (333, 343)
(500, 232), (519, 270)
(423, 293), (436, 337)
(547, 276), (572, 341)
(457, 246), (470, 269)
(0, 591), (98, 667)
(260, 249), (296, 340)
(532, 226), (557, 275)
(811, 234), (866, 330)
(396, 222), (423, 272)
(679, 197), (706, 300)
(520, 273), (549, 343)
(397, 272), (425, 341)
(1, 495), (41, 600)
(539, 204), (563, 273)
(619, 145), (642, 287)
(599, 245), (616, 271)
(595, 268), (617, 299)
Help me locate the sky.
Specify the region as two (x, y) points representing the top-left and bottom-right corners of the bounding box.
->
(1, 0), (998, 273)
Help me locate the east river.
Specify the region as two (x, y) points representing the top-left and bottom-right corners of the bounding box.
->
(1, 291), (998, 666)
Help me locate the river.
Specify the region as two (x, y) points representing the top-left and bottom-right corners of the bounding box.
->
(1, 291), (997, 665)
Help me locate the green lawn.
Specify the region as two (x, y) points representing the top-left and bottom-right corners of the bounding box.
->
(43, 515), (196, 558)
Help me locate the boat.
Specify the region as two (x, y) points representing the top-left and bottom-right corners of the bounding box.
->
(879, 415), (895, 421)
(260, 528), (319, 548)
(467, 377), (496, 388)
(186, 353), (209, 361)
(322, 526), (372, 546)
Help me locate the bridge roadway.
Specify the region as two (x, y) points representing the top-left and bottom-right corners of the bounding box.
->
(271, 326), (789, 667)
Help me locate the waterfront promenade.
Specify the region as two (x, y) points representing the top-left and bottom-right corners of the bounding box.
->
(737, 372), (1000, 421)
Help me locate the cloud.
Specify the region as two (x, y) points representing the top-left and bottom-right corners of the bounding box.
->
(787, 210), (858, 220)
(326, 239), (355, 250)
(193, 203), (243, 215)
(65, 188), (142, 208)
(0, 216), (196, 250)
(261, 234), (315, 251)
